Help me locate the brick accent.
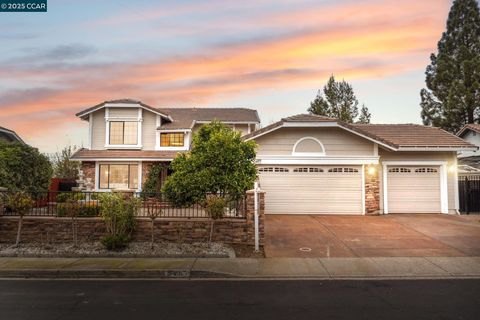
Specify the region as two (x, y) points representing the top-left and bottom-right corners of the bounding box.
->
(0, 192), (265, 245)
(365, 165), (380, 215)
(81, 162), (95, 186)
(141, 161), (169, 190)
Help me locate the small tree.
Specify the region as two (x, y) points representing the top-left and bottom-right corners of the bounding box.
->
(7, 191), (34, 246)
(51, 146), (80, 180)
(98, 193), (139, 250)
(0, 141), (52, 192)
(162, 121), (258, 207)
(204, 195), (227, 243)
(145, 200), (162, 249)
(65, 198), (81, 247)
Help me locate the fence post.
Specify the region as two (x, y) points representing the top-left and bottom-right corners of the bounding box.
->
(254, 181), (260, 253)
(466, 177), (470, 215)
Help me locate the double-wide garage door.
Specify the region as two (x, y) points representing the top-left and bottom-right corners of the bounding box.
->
(386, 166), (441, 213)
(258, 166), (363, 214)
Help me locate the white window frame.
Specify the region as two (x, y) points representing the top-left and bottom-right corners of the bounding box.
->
(156, 129), (191, 151)
(381, 161), (448, 214)
(292, 136), (326, 157)
(104, 107), (143, 149)
(95, 161), (143, 192)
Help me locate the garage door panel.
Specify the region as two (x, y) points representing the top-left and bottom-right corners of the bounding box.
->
(258, 166), (363, 214)
(387, 166), (441, 213)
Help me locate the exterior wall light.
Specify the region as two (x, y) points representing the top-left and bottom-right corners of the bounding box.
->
(448, 165), (457, 173)
(367, 165), (376, 176)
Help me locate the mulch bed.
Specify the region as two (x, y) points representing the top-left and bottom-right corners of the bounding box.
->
(0, 242), (236, 258)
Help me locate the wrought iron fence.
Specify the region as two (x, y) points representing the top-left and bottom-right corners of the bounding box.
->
(458, 175), (480, 214)
(0, 191), (246, 219)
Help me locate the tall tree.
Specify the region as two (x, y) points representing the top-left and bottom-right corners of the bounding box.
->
(51, 145), (80, 180)
(357, 104), (371, 124)
(420, 0), (480, 133)
(308, 75), (371, 123)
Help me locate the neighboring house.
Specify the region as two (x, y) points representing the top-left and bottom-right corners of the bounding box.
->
(457, 124), (480, 172)
(243, 114), (476, 215)
(0, 126), (24, 144)
(70, 99), (260, 191)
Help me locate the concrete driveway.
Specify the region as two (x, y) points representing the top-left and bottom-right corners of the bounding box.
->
(265, 214), (480, 258)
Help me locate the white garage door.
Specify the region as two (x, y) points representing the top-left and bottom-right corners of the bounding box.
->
(387, 166), (441, 213)
(258, 166), (363, 214)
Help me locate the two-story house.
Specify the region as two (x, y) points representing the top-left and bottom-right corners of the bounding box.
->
(457, 124), (480, 172)
(70, 99), (260, 191)
(0, 126), (25, 144)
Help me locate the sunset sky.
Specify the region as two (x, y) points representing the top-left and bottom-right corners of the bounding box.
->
(0, 0), (453, 153)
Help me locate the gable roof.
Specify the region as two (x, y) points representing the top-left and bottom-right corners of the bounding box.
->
(457, 124), (480, 137)
(157, 108), (260, 130)
(75, 99), (260, 128)
(243, 114), (477, 151)
(0, 126), (25, 144)
(75, 99), (171, 120)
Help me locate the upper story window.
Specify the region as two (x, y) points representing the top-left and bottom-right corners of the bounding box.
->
(160, 133), (184, 147)
(109, 121), (138, 145)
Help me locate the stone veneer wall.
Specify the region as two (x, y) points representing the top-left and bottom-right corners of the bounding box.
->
(364, 165), (380, 214)
(81, 162), (96, 187)
(0, 191), (265, 246)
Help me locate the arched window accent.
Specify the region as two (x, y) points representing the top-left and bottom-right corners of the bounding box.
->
(415, 167), (438, 173)
(258, 167), (289, 173)
(328, 167), (359, 173)
(292, 137), (325, 156)
(293, 167), (324, 173)
(388, 167), (411, 173)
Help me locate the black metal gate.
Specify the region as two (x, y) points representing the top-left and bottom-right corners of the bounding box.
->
(458, 175), (480, 214)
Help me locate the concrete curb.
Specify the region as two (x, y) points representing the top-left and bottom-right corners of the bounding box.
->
(0, 257), (479, 280)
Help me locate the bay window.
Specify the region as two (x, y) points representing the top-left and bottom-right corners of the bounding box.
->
(109, 121), (138, 145)
(99, 164), (138, 190)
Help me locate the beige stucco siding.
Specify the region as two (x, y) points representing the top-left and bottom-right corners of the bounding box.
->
(109, 107), (138, 118)
(378, 150), (457, 213)
(254, 127), (374, 156)
(142, 111), (157, 149)
(91, 110), (106, 149)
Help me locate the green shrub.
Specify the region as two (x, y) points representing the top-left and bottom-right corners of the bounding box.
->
(204, 196), (227, 220)
(56, 192), (86, 203)
(100, 234), (130, 250)
(98, 193), (139, 250)
(56, 203), (99, 217)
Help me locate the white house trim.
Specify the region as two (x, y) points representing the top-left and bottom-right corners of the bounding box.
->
(382, 163), (388, 214)
(256, 156), (379, 165)
(104, 107), (143, 149)
(361, 164), (366, 215)
(93, 161), (144, 192)
(291, 136), (326, 157)
(155, 130), (191, 151)
(72, 158), (174, 162)
(381, 160), (449, 214)
(88, 113), (93, 149)
(245, 122), (397, 151)
(77, 102), (171, 120)
(453, 157), (460, 213)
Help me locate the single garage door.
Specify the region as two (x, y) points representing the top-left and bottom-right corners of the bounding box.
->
(387, 166), (441, 213)
(258, 166), (363, 214)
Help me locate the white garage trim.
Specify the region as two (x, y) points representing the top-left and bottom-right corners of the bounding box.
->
(361, 164), (366, 215)
(382, 161), (448, 214)
(256, 156), (379, 165)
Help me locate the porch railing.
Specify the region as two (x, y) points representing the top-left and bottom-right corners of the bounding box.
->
(0, 191), (246, 219)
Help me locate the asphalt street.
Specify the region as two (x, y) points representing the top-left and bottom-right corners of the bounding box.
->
(0, 279), (479, 320)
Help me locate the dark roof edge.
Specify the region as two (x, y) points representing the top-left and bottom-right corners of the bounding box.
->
(0, 126), (25, 144)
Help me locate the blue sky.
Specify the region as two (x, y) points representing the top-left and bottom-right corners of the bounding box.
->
(0, 0), (452, 152)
